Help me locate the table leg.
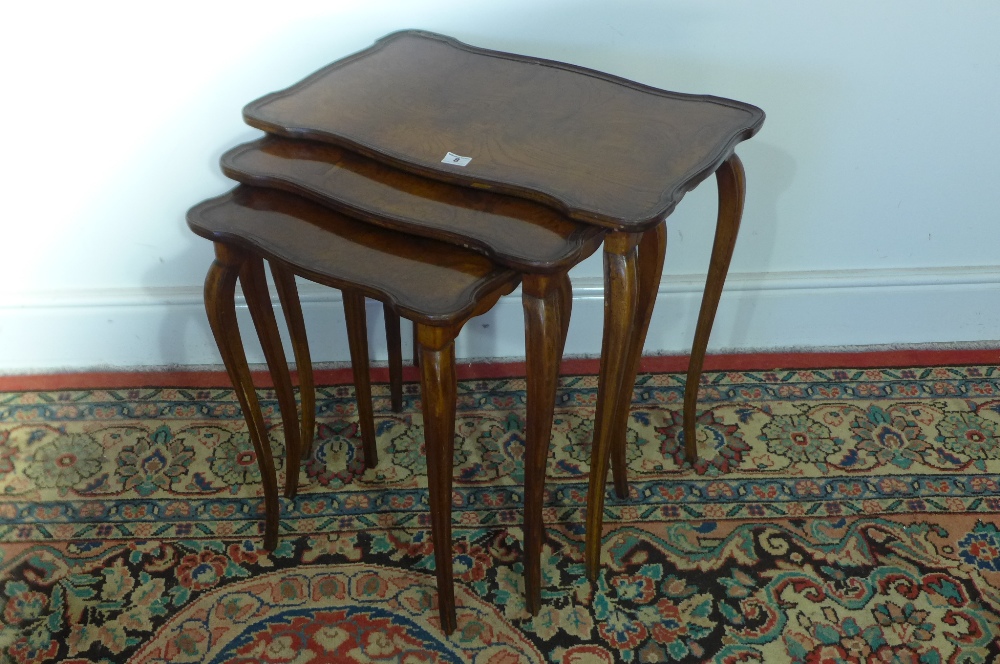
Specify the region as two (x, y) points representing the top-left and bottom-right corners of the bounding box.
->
(343, 292), (379, 469)
(610, 223), (667, 499)
(521, 274), (564, 615)
(384, 303), (404, 412)
(241, 257), (304, 500)
(416, 324), (459, 635)
(204, 243), (280, 551)
(683, 154), (746, 463)
(556, 272), (573, 360)
(413, 324), (420, 369)
(270, 264), (316, 467)
(585, 231), (642, 580)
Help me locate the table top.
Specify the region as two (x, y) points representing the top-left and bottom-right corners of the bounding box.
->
(188, 186), (519, 324)
(221, 136), (604, 273)
(244, 30), (764, 230)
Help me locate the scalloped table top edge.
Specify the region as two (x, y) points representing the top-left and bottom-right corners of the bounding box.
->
(243, 29), (765, 230)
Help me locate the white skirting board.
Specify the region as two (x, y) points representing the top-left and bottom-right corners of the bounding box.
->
(1, 267), (998, 373)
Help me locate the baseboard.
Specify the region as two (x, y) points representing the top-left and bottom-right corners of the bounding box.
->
(1, 266), (998, 373)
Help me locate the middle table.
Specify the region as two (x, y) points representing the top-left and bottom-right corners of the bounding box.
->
(240, 30), (765, 578)
(221, 135), (606, 614)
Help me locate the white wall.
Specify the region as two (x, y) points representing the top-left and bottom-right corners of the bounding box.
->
(1, 1), (998, 371)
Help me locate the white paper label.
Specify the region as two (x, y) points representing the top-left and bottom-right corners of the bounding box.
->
(442, 152), (472, 167)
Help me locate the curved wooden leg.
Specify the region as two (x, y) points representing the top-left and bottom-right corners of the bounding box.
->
(556, 272), (573, 362)
(343, 292), (378, 469)
(416, 324), (459, 634)
(241, 256), (303, 501)
(413, 323), (420, 368)
(610, 223), (667, 498)
(204, 244), (280, 551)
(270, 264), (315, 466)
(684, 154), (746, 463)
(585, 232), (641, 580)
(521, 274), (563, 615)
(384, 303), (404, 412)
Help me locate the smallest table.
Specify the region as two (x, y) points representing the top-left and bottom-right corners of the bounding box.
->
(188, 185), (574, 634)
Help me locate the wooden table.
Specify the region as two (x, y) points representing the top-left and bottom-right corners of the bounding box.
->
(220, 135), (604, 618)
(189, 185), (527, 634)
(243, 30), (764, 578)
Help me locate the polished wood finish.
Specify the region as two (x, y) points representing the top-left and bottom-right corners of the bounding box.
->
(412, 324), (419, 369)
(222, 138), (608, 611)
(203, 243), (280, 551)
(190, 185), (547, 633)
(209, 31), (765, 621)
(244, 30), (764, 229)
(520, 274), (563, 615)
(188, 186), (517, 324)
(240, 256), (303, 498)
(343, 291), (378, 468)
(416, 324), (459, 634)
(270, 264), (316, 459)
(240, 32), (763, 588)
(585, 232), (641, 579)
(609, 224), (668, 499)
(555, 272), (573, 362)
(684, 154), (746, 462)
(383, 304), (404, 412)
(225, 136), (591, 424)
(221, 136), (604, 272)
(278, 266), (403, 464)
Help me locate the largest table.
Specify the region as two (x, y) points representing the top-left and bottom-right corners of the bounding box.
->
(243, 30), (765, 577)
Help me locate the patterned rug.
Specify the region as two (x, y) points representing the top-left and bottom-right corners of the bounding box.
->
(1, 364), (999, 662)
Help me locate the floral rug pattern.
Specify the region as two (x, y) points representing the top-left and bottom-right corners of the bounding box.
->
(1, 365), (999, 662)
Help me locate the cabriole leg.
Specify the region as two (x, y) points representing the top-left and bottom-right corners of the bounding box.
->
(585, 232), (641, 580)
(610, 223), (666, 498)
(684, 154), (746, 463)
(204, 243), (280, 550)
(270, 264), (315, 467)
(384, 303), (404, 412)
(343, 292), (379, 468)
(521, 273), (564, 614)
(242, 256), (303, 500)
(416, 324), (460, 634)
